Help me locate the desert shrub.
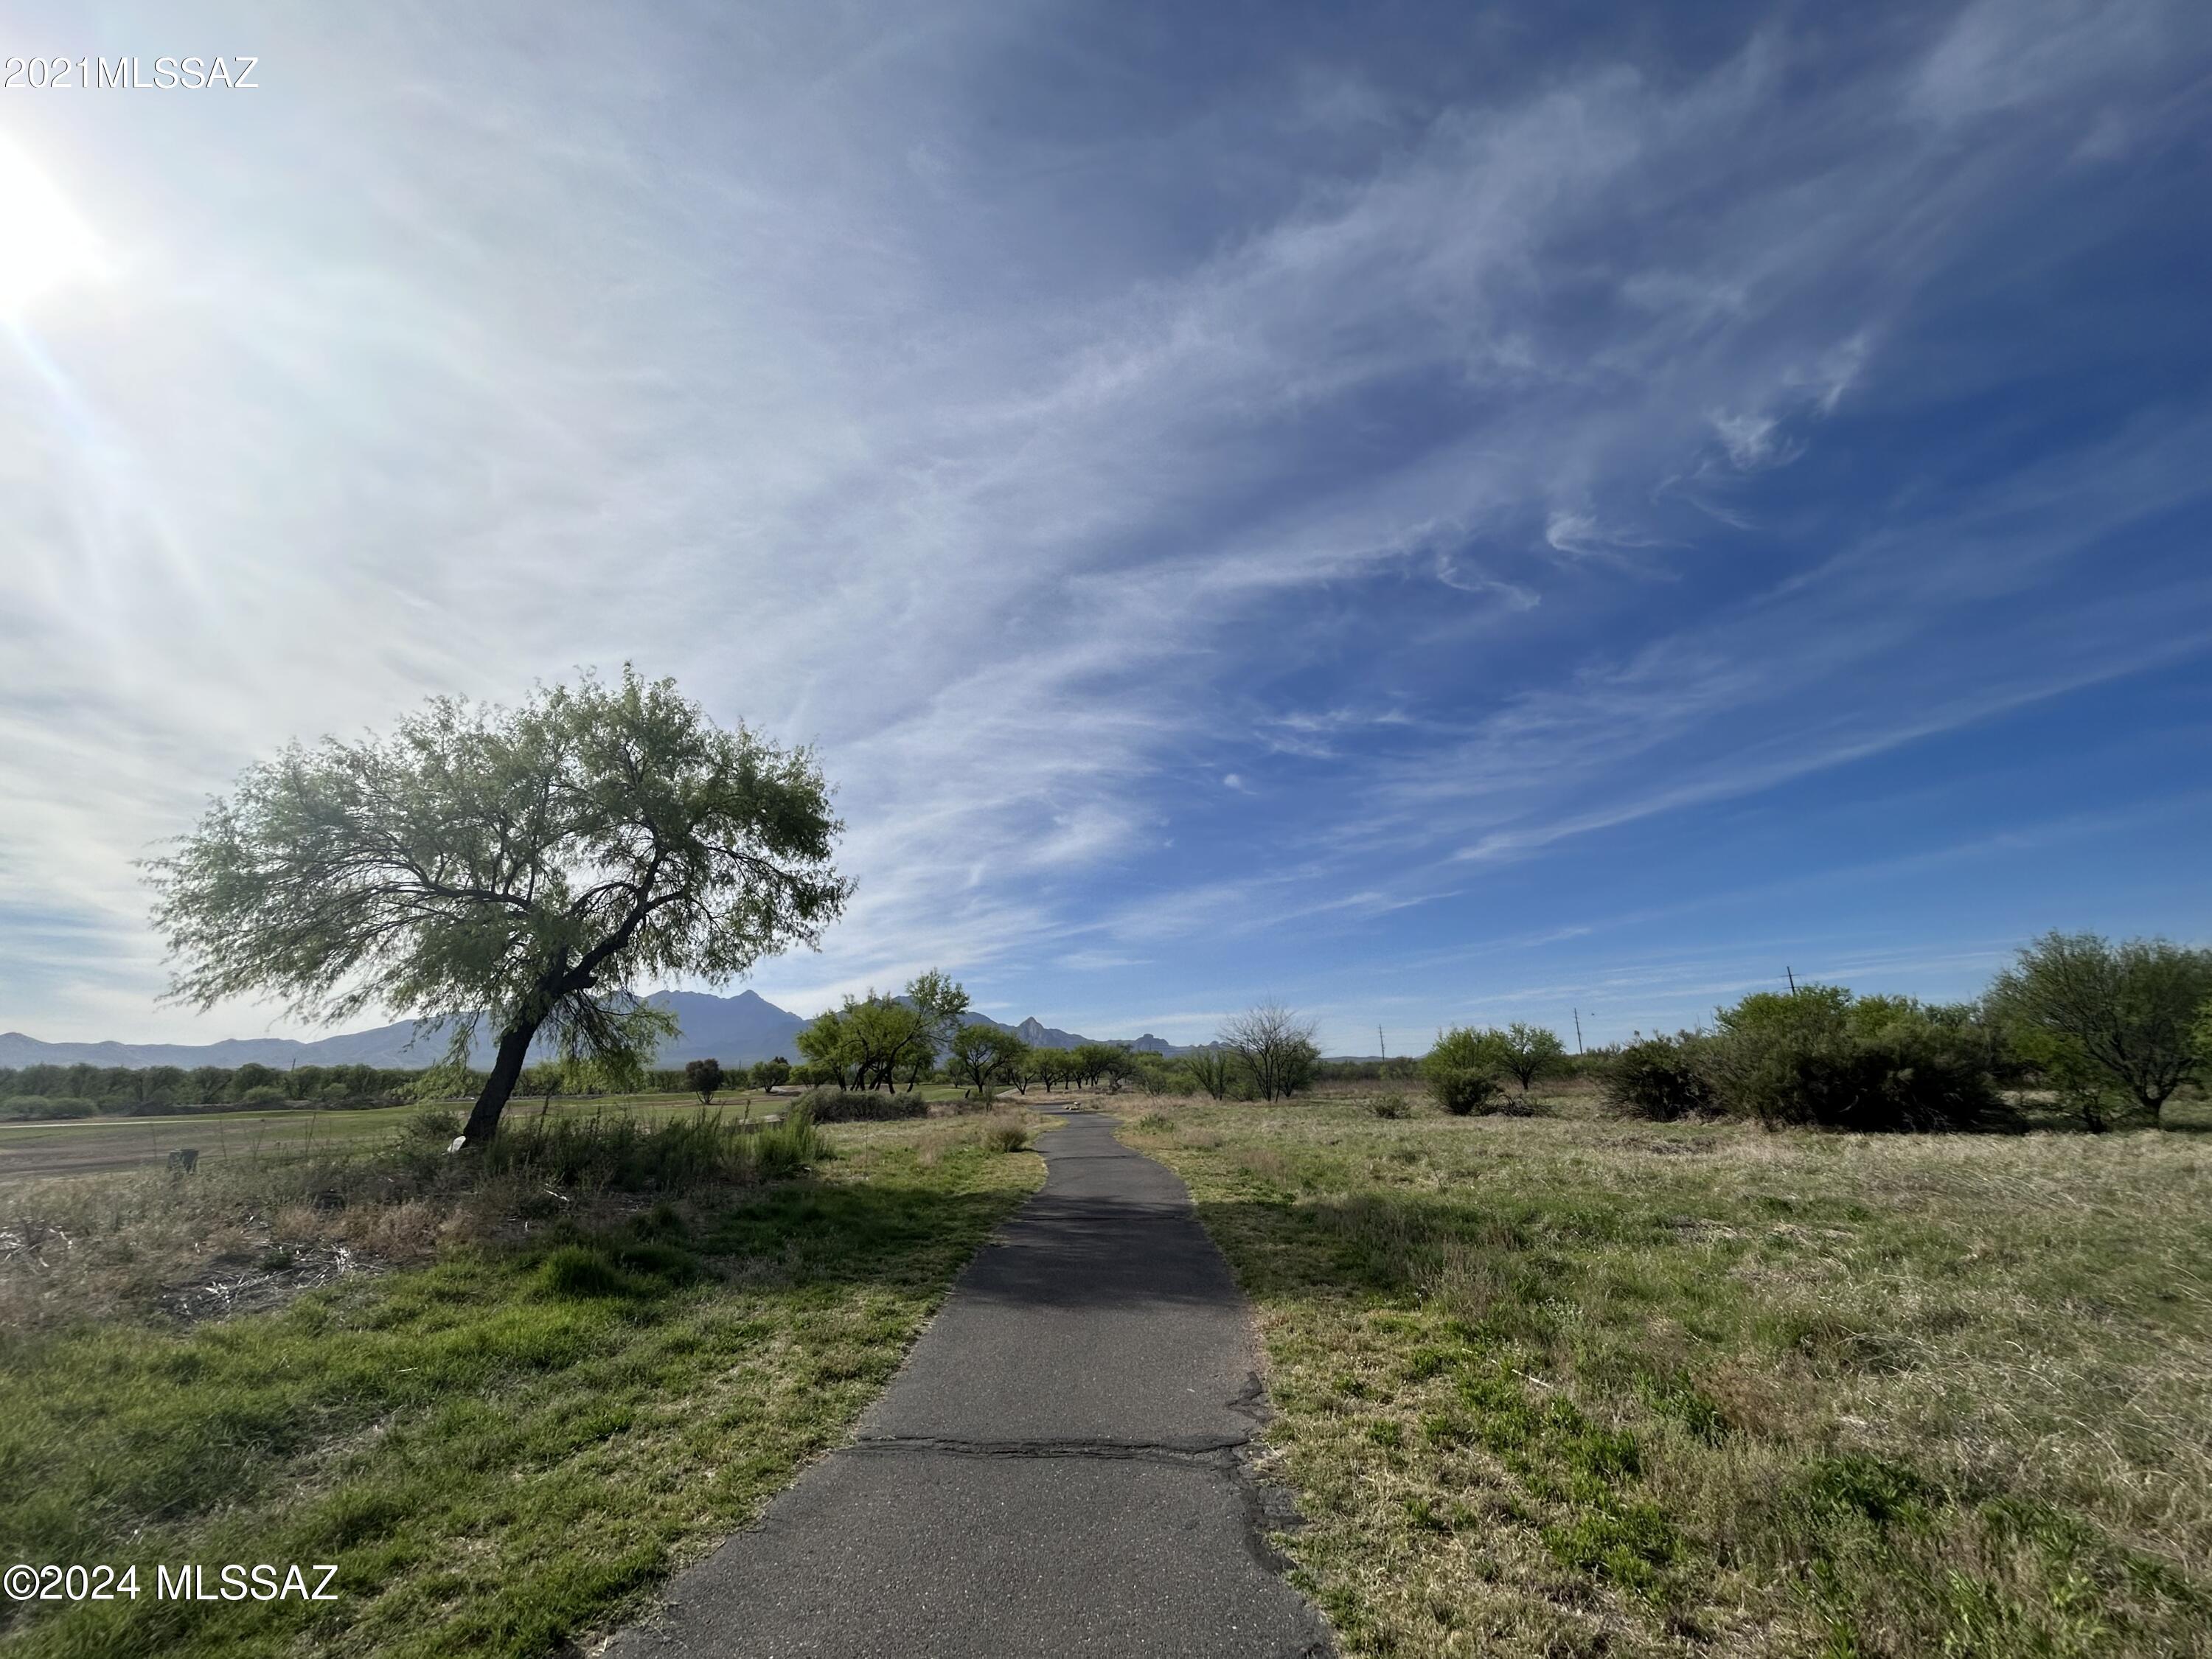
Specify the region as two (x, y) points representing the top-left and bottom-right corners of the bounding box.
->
(801, 1088), (929, 1123)
(1427, 1067), (1502, 1116)
(1131, 1055), (1197, 1096)
(1423, 1027), (1506, 1116)
(1133, 1112), (1176, 1131)
(1706, 989), (2005, 1132)
(1369, 1093), (1411, 1119)
(984, 1121), (1032, 1153)
(1604, 1037), (1716, 1121)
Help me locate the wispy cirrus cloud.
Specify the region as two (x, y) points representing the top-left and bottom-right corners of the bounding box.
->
(0, 0), (2206, 1048)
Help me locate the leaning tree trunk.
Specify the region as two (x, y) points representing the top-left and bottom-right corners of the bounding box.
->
(461, 1023), (538, 1147)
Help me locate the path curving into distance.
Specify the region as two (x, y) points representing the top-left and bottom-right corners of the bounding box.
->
(605, 1105), (1334, 1658)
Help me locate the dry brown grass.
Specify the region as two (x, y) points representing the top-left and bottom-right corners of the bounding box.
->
(1116, 1091), (2212, 1658)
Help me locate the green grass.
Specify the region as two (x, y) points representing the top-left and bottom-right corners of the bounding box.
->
(1117, 1091), (2212, 1658)
(0, 1114), (1042, 1658)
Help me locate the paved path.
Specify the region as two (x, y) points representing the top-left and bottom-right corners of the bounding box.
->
(605, 1106), (1332, 1658)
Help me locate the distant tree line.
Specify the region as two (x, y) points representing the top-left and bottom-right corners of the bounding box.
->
(26, 933), (2199, 1133)
(1566, 932), (2211, 1134)
(0, 1061), (429, 1119)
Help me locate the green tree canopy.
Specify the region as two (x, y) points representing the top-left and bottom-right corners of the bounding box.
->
(148, 668), (851, 1145)
(1496, 1022), (1567, 1092)
(1422, 1025), (1504, 1116)
(1987, 932), (2212, 1125)
(946, 1023), (1020, 1095)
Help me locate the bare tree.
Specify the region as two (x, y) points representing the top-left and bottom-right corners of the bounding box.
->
(1217, 1003), (1321, 1102)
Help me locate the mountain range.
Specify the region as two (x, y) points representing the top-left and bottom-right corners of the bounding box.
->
(0, 990), (1196, 1071)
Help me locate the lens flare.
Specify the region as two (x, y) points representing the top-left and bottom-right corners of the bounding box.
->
(0, 134), (102, 314)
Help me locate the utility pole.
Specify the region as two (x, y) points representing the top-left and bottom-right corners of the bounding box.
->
(1785, 966), (1798, 995)
(1377, 1024), (1387, 1062)
(1573, 1009), (1584, 1054)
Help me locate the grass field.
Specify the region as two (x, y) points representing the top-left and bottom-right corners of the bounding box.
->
(0, 1087), (975, 1185)
(1119, 1088), (2212, 1658)
(0, 1109), (1042, 1658)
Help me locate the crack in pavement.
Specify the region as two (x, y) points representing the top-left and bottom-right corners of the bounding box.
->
(848, 1433), (1255, 1465)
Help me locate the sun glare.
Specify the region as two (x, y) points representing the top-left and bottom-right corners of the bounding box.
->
(0, 135), (102, 315)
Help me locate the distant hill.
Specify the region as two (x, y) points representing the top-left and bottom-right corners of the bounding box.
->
(966, 1015), (1194, 1057)
(0, 989), (812, 1071)
(0, 991), (1199, 1070)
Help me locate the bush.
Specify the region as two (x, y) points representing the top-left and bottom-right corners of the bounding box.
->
(801, 1088), (929, 1123)
(1423, 1027), (1506, 1115)
(984, 1121), (1032, 1153)
(1369, 1093), (1411, 1119)
(1706, 989), (2006, 1132)
(1604, 1037), (1716, 1121)
(1427, 1066), (1502, 1116)
(237, 1085), (289, 1106)
(1, 1096), (97, 1120)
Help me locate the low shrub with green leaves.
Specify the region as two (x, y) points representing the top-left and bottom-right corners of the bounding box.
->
(1705, 987), (2007, 1132)
(801, 1088), (931, 1123)
(1423, 1030), (1507, 1116)
(1427, 1068), (1501, 1116)
(1603, 1036), (1716, 1121)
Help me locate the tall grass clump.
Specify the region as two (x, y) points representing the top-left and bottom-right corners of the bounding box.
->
(983, 1120), (1032, 1153)
(487, 1106), (821, 1189)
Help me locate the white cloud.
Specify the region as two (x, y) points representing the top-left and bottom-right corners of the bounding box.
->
(0, 0), (2203, 1042)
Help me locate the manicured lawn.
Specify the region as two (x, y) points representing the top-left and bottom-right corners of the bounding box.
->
(0, 1114), (1041, 1658)
(1119, 1094), (2212, 1658)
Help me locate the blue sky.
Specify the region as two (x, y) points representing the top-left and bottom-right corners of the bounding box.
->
(1, 0), (2208, 1054)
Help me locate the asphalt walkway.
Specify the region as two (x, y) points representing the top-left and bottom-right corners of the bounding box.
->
(604, 1104), (1332, 1658)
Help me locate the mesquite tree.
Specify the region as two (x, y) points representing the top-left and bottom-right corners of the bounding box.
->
(1987, 932), (2212, 1124)
(1218, 1004), (1320, 1101)
(149, 668), (851, 1146)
